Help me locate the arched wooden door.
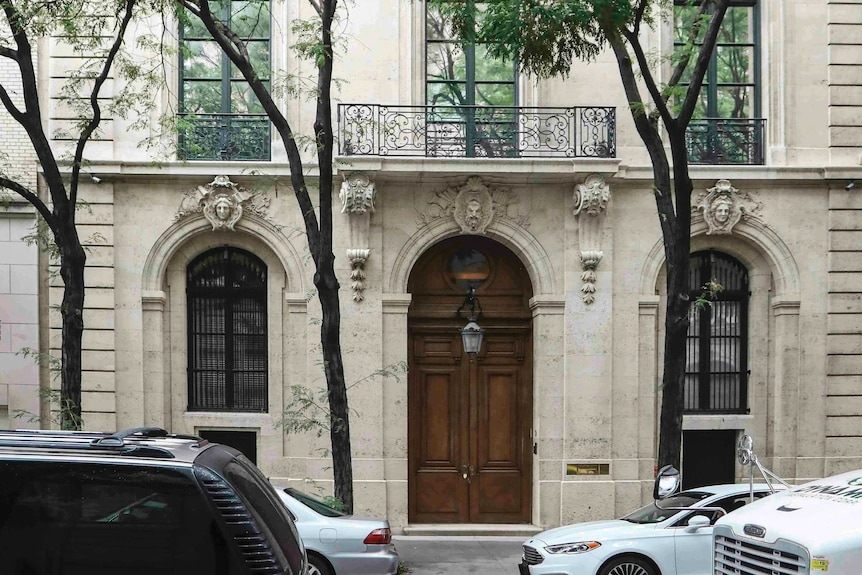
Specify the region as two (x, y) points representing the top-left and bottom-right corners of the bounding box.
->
(408, 236), (533, 524)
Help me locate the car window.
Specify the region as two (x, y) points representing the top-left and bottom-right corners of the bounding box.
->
(0, 460), (243, 575)
(622, 491), (712, 524)
(673, 490), (772, 527)
(284, 487), (347, 518)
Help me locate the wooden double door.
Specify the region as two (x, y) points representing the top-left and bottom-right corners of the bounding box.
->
(408, 325), (532, 523)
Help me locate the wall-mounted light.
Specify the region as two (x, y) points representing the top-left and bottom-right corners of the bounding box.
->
(457, 284), (484, 354)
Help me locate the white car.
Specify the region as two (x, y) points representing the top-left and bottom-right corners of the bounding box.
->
(273, 485), (399, 575)
(519, 484), (781, 575)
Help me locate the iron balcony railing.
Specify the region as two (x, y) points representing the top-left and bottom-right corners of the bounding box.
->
(685, 118), (766, 165)
(178, 113), (271, 161)
(338, 104), (616, 158)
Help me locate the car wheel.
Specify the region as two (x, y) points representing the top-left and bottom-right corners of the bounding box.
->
(599, 556), (656, 575)
(307, 553), (333, 575)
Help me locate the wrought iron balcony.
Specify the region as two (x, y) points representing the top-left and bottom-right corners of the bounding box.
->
(338, 104), (616, 159)
(178, 113), (271, 161)
(685, 118), (766, 165)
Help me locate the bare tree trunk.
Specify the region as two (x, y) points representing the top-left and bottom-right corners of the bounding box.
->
(58, 224), (86, 429)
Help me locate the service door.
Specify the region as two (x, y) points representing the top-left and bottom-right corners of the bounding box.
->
(407, 236), (533, 524)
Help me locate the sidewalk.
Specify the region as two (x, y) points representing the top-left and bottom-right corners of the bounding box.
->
(394, 536), (525, 575)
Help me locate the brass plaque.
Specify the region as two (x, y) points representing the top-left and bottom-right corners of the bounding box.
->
(566, 463), (610, 476)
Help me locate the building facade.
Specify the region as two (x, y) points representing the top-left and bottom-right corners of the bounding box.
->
(5, 0), (862, 531)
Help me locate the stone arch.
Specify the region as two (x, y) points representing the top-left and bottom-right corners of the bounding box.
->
(142, 213), (306, 294)
(639, 218), (800, 298)
(387, 217), (558, 295)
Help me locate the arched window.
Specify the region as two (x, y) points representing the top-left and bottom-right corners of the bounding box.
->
(685, 250), (749, 413)
(187, 247), (268, 412)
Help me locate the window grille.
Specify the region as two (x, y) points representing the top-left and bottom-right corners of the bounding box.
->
(685, 250), (749, 413)
(187, 247), (268, 412)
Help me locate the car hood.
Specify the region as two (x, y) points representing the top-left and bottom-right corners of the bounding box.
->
(528, 520), (652, 547)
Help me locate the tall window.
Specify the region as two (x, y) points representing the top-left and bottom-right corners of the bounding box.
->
(685, 251), (749, 413)
(188, 247), (268, 412)
(425, 1), (517, 156)
(179, 1), (271, 160)
(674, 1), (762, 164)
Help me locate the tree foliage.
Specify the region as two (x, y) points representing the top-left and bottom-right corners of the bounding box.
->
(432, 0), (731, 470)
(1, 0), (163, 429)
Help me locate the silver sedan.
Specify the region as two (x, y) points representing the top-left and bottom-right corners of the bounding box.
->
(273, 485), (399, 575)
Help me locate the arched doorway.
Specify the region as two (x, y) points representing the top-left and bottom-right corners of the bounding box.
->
(408, 236), (533, 524)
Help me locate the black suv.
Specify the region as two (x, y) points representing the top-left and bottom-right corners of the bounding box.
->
(0, 427), (307, 575)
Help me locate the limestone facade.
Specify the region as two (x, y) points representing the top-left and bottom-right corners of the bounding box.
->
(4, 0), (862, 531)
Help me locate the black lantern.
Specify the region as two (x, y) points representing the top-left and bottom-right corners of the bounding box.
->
(457, 285), (484, 354)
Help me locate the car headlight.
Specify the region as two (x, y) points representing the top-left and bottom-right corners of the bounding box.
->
(544, 541), (601, 554)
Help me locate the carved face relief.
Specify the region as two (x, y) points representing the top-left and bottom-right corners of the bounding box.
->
(453, 180), (494, 234)
(713, 198), (732, 224)
(692, 179), (760, 235)
(214, 197), (232, 221)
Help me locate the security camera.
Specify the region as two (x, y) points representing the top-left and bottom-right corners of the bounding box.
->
(90, 175), (102, 184)
(846, 181), (856, 191)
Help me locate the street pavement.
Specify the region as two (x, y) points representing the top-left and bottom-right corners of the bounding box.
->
(394, 536), (525, 575)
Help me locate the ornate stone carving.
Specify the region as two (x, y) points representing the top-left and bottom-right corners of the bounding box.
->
(417, 176), (530, 232)
(693, 179), (763, 235)
(579, 250), (603, 305)
(340, 173), (377, 303)
(347, 248), (371, 302)
(340, 173), (376, 215)
(574, 175), (611, 216)
(175, 176), (271, 230)
(573, 175), (611, 305)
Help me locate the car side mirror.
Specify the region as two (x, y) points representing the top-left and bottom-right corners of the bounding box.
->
(684, 514), (712, 532)
(653, 465), (681, 500)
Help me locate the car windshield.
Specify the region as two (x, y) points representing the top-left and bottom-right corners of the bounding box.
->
(621, 491), (713, 524)
(284, 488), (347, 518)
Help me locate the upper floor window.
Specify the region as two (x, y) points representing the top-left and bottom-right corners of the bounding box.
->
(187, 247), (268, 412)
(674, 0), (763, 164)
(685, 250), (749, 414)
(425, 0), (517, 156)
(179, 1), (271, 161)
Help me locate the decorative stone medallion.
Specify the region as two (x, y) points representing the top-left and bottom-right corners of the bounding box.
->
(693, 179), (763, 235)
(417, 176), (529, 232)
(175, 176), (271, 231)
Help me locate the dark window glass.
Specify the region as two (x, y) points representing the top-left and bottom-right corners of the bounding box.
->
(425, 0), (518, 157)
(223, 456), (305, 574)
(179, 0), (271, 160)
(621, 491), (712, 524)
(283, 487), (347, 518)
(188, 246), (268, 412)
(674, 1), (762, 164)
(447, 247), (490, 290)
(685, 250), (749, 413)
(0, 461), (243, 575)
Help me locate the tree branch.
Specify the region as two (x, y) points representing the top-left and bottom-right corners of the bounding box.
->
(666, 0), (709, 91)
(180, 0), (322, 256)
(307, 0), (322, 17)
(679, 0), (729, 126)
(632, 0), (649, 36)
(0, 45), (18, 61)
(0, 82), (26, 123)
(622, 27), (674, 129)
(70, 0), (138, 207)
(0, 177), (58, 234)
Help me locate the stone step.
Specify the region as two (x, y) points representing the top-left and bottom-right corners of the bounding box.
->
(401, 523), (542, 537)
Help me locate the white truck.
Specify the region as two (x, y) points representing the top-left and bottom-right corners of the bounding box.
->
(655, 436), (862, 575)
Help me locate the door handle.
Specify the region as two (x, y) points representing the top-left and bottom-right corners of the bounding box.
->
(461, 464), (471, 483)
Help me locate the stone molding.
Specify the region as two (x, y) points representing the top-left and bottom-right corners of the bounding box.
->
(175, 175), (272, 231)
(573, 175), (611, 304)
(340, 173), (377, 302)
(692, 179), (763, 235)
(639, 218), (800, 297)
(389, 216), (556, 296)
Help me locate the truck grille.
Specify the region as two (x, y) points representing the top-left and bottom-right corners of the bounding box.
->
(714, 531), (809, 575)
(523, 545), (544, 565)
